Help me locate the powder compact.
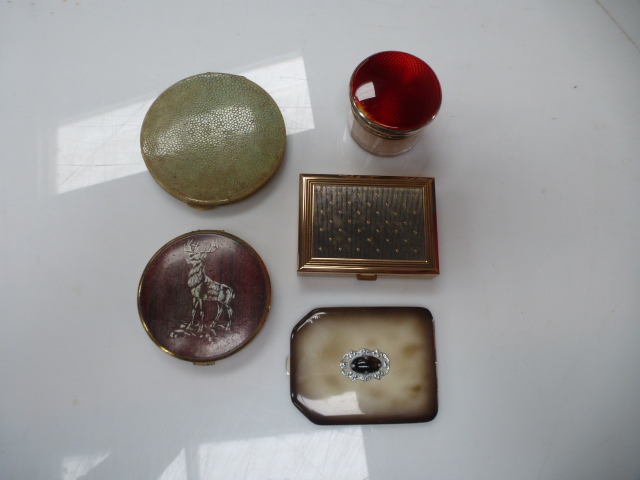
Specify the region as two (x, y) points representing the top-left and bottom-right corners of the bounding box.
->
(298, 174), (439, 280)
(289, 307), (438, 425)
(140, 73), (286, 209)
(138, 231), (271, 365)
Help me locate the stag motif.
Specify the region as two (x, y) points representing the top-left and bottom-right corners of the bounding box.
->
(171, 239), (235, 340)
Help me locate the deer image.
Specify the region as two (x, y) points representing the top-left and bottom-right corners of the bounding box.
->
(184, 239), (235, 332)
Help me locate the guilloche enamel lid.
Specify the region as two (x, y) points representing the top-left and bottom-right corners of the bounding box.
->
(350, 51), (442, 138)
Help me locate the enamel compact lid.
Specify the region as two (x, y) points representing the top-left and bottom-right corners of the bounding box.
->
(141, 73), (286, 209)
(290, 307), (438, 425)
(138, 231), (271, 364)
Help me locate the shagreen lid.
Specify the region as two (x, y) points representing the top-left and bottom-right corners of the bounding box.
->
(141, 73), (286, 209)
(350, 51), (442, 138)
(290, 307), (438, 425)
(138, 231), (271, 364)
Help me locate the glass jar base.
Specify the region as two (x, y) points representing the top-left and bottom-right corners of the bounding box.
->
(348, 114), (420, 157)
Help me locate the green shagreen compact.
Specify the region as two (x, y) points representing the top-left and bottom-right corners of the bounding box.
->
(141, 73), (286, 209)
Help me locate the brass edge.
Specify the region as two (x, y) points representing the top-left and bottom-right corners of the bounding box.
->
(297, 175), (309, 270)
(419, 178), (439, 275)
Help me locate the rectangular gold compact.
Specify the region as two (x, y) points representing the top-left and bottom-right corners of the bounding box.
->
(298, 174), (439, 280)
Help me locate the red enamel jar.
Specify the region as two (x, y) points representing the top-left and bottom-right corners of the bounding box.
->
(349, 51), (442, 156)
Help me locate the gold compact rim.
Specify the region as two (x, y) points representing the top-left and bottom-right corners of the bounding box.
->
(138, 230), (271, 364)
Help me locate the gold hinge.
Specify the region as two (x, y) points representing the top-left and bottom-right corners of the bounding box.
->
(357, 273), (378, 281)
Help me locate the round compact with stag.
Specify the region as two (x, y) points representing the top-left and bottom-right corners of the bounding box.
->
(138, 231), (271, 364)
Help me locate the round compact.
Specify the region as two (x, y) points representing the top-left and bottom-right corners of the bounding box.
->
(138, 231), (271, 364)
(349, 51), (442, 156)
(141, 73), (286, 209)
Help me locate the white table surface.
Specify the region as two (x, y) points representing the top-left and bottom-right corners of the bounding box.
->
(2, 1), (640, 479)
